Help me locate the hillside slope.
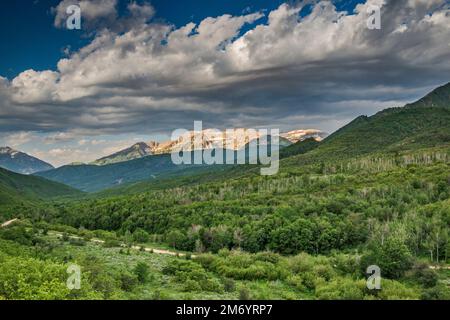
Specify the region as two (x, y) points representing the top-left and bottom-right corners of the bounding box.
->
(0, 167), (82, 206)
(36, 151), (233, 192)
(0, 147), (54, 174)
(93, 142), (155, 166)
(309, 82), (450, 159)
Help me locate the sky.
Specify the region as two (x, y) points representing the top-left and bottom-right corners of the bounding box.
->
(0, 0), (449, 166)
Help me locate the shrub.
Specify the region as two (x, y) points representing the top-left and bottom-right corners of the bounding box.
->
(287, 252), (315, 274)
(0, 256), (70, 299)
(223, 278), (236, 292)
(286, 275), (306, 291)
(195, 253), (216, 269)
(103, 239), (120, 248)
(376, 279), (420, 300)
(315, 278), (366, 300)
(119, 272), (138, 291)
(183, 279), (201, 292)
(79, 230), (95, 241)
(312, 264), (335, 281)
(301, 271), (322, 291)
(360, 238), (413, 279)
(162, 260), (222, 292)
(412, 265), (438, 288)
(133, 262), (151, 284)
(166, 230), (187, 249)
(69, 237), (86, 246)
(133, 229), (149, 243)
(421, 284), (450, 300)
(0, 225), (35, 245)
(239, 287), (251, 300)
(331, 254), (361, 276)
(254, 252), (280, 264)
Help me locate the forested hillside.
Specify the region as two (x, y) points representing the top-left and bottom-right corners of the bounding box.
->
(35, 140), (284, 192)
(0, 167), (82, 208)
(305, 83), (450, 160)
(0, 147), (54, 174)
(2, 146), (449, 300)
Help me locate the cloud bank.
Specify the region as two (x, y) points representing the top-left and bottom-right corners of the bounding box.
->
(0, 0), (449, 164)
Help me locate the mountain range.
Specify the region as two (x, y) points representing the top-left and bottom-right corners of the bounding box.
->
(0, 147), (54, 175)
(33, 129), (326, 192)
(93, 129), (327, 165)
(35, 139), (284, 192)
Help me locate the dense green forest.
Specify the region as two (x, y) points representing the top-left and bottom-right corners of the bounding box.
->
(0, 83), (449, 300)
(1, 146), (449, 300)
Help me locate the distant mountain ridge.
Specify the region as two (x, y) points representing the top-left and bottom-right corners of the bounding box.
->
(93, 129), (327, 165)
(0, 147), (54, 174)
(36, 133), (291, 192)
(37, 149), (243, 192)
(94, 142), (155, 166)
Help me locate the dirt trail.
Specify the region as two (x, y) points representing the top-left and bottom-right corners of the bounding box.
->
(1, 220), (449, 268)
(428, 265), (450, 270)
(1, 221), (192, 257)
(0, 218), (18, 228)
(48, 231), (195, 258)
